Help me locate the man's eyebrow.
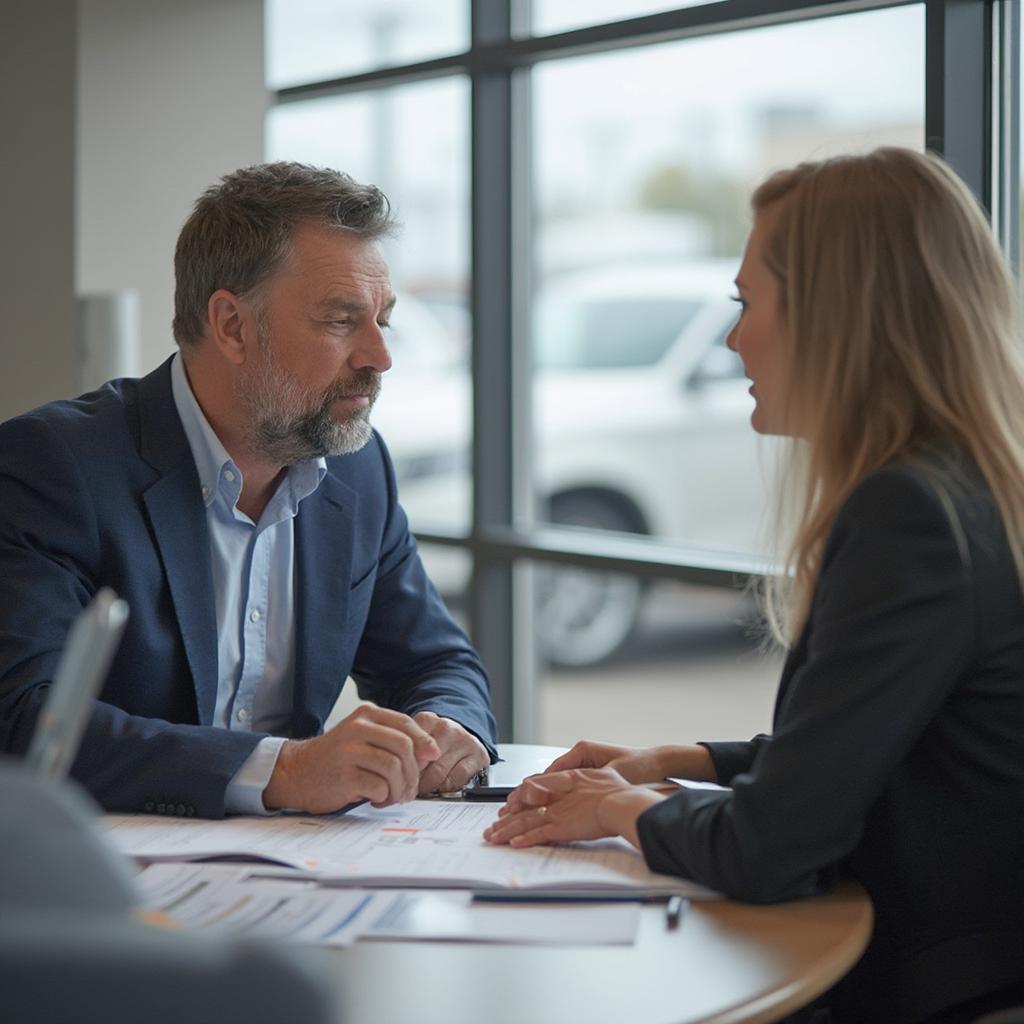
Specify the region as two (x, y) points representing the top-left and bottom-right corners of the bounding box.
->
(313, 295), (397, 316)
(313, 297), (365, 314)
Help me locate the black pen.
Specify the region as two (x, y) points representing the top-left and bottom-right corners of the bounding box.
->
(665, 894), (684, 929)
(471, 891), (686, 905)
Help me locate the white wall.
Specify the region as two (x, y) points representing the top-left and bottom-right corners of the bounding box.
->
(77, 0), (268, 375)
(0, 1), (78, 419)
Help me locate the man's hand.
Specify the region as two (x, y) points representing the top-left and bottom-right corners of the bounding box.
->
(262, 705), (440, 814)
(412, 712), (490, 795)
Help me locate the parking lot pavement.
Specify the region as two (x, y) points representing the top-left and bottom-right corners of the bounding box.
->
(540, 582), (785, 749)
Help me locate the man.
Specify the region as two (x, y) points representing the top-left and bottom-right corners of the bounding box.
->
(0, 162), (496, 818)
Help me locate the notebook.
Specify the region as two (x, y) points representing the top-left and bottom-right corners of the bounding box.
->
(24, 588), (129, 782)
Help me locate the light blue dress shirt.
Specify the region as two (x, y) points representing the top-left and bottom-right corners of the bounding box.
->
(170, 354), (326, 814)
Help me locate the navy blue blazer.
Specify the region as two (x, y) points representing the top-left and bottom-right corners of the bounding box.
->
(0, 359), (496, 818)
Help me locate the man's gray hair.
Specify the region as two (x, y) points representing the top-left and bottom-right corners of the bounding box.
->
(172, 161), (395, 347)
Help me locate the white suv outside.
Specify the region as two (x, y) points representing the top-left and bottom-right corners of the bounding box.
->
(374, 261), (773, 666)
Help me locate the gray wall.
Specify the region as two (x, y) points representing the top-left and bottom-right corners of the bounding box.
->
(0, 1), (78, 419)
(1, 0), (267, 421)
(77, 0), (268, 377)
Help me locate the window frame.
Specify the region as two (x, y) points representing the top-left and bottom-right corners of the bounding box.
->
(270, 0), (1013, 740)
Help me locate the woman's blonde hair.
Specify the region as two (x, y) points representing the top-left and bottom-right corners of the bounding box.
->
(754, 147), (1024, 644)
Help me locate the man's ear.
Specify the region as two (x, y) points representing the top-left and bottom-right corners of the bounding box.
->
(207, 289), (257, 366)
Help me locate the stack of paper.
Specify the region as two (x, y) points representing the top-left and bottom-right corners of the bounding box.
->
(134, 862), (643, 946)
(134, 862), (393, 946)
(105, 800), (721, 947)
(104, 799), (720, 900)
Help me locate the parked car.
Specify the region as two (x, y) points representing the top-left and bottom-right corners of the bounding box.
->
(374, 261), (773, 667)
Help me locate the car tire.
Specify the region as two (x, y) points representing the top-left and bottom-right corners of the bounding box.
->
(536, 492), (646, 669)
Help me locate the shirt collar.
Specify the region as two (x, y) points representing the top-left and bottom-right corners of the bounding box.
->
(170, 352), (326, 512)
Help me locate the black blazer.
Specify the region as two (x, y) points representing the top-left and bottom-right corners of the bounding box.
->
(637, 457), (1024, 1023)
(0, 360), (496, 817)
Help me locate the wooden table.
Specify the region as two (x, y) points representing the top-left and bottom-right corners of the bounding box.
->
(326, 880), (871, 1024)
(326, 745), (873, 1024)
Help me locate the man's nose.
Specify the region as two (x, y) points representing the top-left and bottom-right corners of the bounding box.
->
(351, 323), (392, 373)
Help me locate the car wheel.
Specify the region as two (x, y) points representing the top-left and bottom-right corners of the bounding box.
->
(536, 492), (646, 669)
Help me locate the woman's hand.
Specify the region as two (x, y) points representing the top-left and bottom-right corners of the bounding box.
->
(544, 741), (654, 782)
(482, 767), (665, 849)
(545, 740), (718, 786)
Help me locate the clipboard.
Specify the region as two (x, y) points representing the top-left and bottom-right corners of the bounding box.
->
(24, 588), (129, 782)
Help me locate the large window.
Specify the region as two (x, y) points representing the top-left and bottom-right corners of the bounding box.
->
(526, 5), (924, 705)
(267, 77), (471, 536)
(266, 0), (468, 87)
(532, 9), (924, 321)
(266, 0), (1012, 745)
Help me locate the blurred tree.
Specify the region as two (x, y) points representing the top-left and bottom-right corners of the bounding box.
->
(638, 165), (749, 257)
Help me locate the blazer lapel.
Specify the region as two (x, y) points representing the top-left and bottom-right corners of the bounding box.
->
(291, 471), (358, 737)
(136, 361), (219, 725)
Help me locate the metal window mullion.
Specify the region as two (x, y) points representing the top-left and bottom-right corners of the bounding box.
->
(413, 525), (763, 582)
(274, 55), (468, 104)
(926, 0), (993, 207)
(509, 61), (538, 742)
(993, 0), (1021, 274)
(469, 0), (526, 741)
(488, 0), (919, 66)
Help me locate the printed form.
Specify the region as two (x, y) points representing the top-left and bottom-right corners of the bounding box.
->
(135, 862), (393, 946)
(136, 861), (640, 946)
(104, 800), (720, 899)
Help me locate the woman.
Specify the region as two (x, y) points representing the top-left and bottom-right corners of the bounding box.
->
(485, 148), (1024, 1024)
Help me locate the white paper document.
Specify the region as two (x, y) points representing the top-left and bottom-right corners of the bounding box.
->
(136, 864), (640, 946)
(105, 800), (720, 899)
(135, 862), (389, 946)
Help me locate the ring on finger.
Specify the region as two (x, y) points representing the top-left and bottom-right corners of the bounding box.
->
(537, 805), (548, 818)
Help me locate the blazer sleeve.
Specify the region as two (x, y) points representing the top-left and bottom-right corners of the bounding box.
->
(700, 736), (771, 785)
(346, 433), (497, 758)
(636, 466), (976, 902)
(0, 412), (262, 818)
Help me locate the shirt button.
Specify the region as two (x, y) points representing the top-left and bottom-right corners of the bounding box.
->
(249, 609), (261, 623)
(237, 708), (248, 723)
(224, 469), (236, 482)
(201, 486), (210, 499)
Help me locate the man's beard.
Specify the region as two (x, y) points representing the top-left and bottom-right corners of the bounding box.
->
(236, 334), (382, 466)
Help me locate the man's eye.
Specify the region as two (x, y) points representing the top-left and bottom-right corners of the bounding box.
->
(377, 320), (391, 330)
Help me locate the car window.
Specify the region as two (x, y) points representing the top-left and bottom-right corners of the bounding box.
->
(535, 296), (701, 369)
